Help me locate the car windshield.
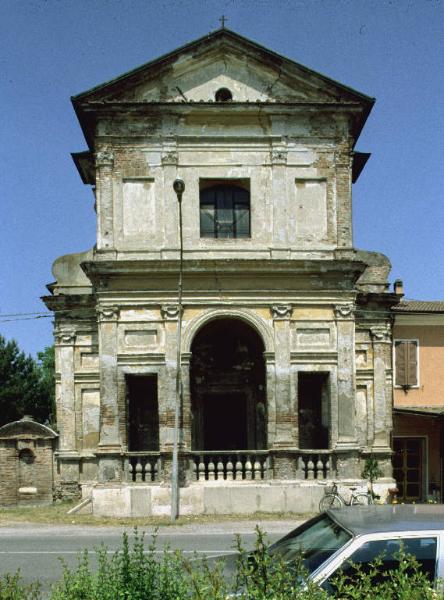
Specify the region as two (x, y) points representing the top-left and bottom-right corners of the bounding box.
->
(270, 514), (352, 574)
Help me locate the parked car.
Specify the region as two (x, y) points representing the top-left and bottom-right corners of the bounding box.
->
(269, 504), (444, 592)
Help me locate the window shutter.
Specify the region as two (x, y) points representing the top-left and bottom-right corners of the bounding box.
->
(395, 340), (418, 386)
(395, 341), (407, 386)
(406, 341), (418, 386)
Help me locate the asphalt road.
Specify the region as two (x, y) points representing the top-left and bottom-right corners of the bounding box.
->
(0, 519), (302, 596)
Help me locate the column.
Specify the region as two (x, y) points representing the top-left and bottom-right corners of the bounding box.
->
(95, 150), (114, 251)
(370, 326), (392, 450)
(55, 327), (80, 497)
(96, 304), (121, 482)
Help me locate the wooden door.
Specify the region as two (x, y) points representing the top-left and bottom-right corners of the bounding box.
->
(393, 437), (423, 501)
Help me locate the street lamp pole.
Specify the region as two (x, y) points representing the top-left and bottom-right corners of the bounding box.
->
(171, 177), (185, 522)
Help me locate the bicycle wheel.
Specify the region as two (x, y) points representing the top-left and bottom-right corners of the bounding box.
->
(351, 493), (372, 506)
(319, 494), (343, 511)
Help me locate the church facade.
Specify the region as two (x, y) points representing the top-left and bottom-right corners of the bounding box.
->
(43, 29), (399, 516)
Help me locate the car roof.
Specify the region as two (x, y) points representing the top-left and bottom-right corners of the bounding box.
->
(327, 505), (444, 535)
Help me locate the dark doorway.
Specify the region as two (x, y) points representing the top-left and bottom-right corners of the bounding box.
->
(191, 318), (266, 451)
(298, 372), (330, 449)
(127, 375), (159, 451)
(203, 393), (247, 450)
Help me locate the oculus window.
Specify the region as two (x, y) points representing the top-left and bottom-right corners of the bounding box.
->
(200, 180), (250, 239)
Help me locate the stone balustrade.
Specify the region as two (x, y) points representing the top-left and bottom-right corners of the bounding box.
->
(124, 453), (161, 483)
(298, 450), (334, 480)
(189, 451), (270, 481)
(123, 449), (336, 484)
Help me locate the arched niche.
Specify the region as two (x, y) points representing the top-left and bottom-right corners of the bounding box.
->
(189, 317), (267, 451)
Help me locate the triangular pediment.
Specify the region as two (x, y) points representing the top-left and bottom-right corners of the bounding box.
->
(73, 29), (373, 106)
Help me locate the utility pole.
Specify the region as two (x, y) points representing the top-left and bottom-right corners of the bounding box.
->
(171, 177), (185, 521)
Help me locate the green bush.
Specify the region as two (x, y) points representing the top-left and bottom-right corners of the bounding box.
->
(0, 529), (441, 599)
(0, 571), (41, 600)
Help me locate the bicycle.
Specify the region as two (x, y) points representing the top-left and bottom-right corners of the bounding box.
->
(319, 481), (373, 511)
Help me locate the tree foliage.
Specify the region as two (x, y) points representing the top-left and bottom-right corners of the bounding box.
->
(0, 335), (55, 427)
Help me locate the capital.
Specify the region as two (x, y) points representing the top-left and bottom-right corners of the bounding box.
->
(55, 328), (76, 345)
(97, 305), (119, 322)
(370, 326), (391, 343)
(161, 151), (178, 166)
(334, 303), (355, 320)
(271, 149), (287, 165)
(161, 305), (180, 320)
(271, 304), (293, 320)
(95, 150), (114, 167)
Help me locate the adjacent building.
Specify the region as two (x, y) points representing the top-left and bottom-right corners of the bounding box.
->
(43, 28), (399, 516)
(392, 299), (444, 503)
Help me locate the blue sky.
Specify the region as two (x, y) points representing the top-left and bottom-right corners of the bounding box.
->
(1, 0), (443, 356)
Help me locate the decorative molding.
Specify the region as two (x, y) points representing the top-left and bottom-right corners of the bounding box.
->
(161, 151), (178, 166)
(181, 307), (274, 354)
(370, 326), (391, 343)
(55, 328), (76, 346)
(334, 304), (355, 320)
(271, 149), (287, 165)
(97, 305), (119, 322)
(271, 304), (293, 320)
(161, 305), (179, 320)
(95, 150), (114, 167)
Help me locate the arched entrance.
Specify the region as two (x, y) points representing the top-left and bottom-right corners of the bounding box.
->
(190, 318), (266, 451)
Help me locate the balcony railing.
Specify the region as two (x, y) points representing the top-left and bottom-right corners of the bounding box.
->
(189, 451), (270, 481)
(124, 452), (161, 483)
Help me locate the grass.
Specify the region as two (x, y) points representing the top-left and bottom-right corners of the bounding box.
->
(0, 502), (311, 527)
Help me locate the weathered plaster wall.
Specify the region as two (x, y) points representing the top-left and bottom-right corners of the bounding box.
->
(394, 324), (444, 407)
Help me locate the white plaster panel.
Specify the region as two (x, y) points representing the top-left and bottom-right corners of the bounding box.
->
(356, 386), (368, 446)
(290, 322), (335, 351)
(117, 323), (163, 353)
(119, 309), (159, 321)
(124, 329), (157, 347)
(122, 180), (155, 238)
(295, 328), (330, 346)
(355, 348), (368, 367)
(80, 352), (99, 370)
(294, 179), (327, 240)
(81, 389), (100, 449)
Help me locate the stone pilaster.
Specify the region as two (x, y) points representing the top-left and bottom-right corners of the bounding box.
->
(55, 327), (80, 495)
(55, 328), (77, 453)
(97, 304), (121, 482)
(181, 352), (192, 451)
(334, 303), (358, 449)
(161, 143), (179, 252)
(270, 304), (295, 447)
(370, 326), (392, 450)
(335, 138), (353, 248)
(95, 150), (114, 250)
(271, 145), (288, 256)
(161, 305), (180, 450)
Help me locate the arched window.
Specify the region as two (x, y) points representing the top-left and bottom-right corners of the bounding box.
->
(200, 183), (250, 239)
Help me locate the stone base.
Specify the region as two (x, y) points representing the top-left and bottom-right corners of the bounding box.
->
(88, 479), (395, 518)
